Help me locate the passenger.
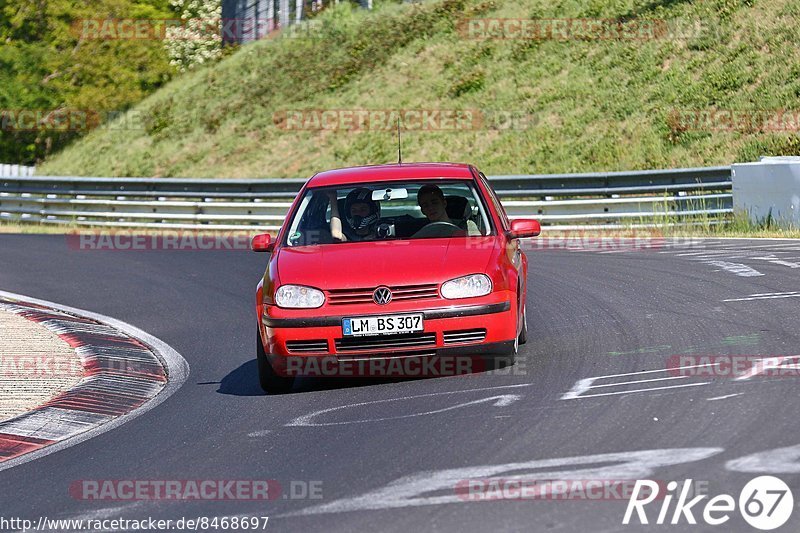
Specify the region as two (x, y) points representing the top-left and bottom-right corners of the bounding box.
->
(327, 188), (380, 241)
(417, 184), (480, 236)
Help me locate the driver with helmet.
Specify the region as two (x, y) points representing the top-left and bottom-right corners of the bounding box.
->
(327, 188), (380, 242)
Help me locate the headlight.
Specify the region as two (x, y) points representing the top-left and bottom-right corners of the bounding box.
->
(275, 285), (325, 308)
(441, 274), (492, 299)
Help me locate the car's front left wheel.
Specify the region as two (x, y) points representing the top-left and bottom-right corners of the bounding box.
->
(257, 330), (295, 394)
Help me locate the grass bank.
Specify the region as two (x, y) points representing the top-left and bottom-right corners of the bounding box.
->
(39, 0), (800, 178)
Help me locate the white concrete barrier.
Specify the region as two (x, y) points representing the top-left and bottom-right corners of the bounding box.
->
(0, 164), (35, 177)
(732, 157), (800, 228)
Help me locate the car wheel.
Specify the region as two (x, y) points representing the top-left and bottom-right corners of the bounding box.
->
(518, 305), (528, 345)
(495, 330), (518, 369)
(257, 330), (295, 394)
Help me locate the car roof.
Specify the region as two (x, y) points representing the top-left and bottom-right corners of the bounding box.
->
(306, 163), (476, 188)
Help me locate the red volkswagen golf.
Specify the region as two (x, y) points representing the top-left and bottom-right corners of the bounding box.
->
(252, 163), (541, 392)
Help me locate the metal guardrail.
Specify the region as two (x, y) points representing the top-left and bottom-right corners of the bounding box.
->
(0, 166), (733, 231)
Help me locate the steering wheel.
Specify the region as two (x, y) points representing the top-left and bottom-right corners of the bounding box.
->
(412, 221), (463, 238)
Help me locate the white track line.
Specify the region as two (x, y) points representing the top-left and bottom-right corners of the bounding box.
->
(0, 290), (189, 473)
(573, 382), (710, 399)
(676, 251), (733, 257)
(703, 260), (764, 277)
(586, 375), (689, 389)
(285, 384), (532, 427)
(724, 293), (800, 302)
(559, 357), (780, 400)
(752, 257), (800, 268)
(734, 355), (800, 381)
(706, 393), (743, 401)
(724, 243), (800, 249)
(580, 361), (735, 380)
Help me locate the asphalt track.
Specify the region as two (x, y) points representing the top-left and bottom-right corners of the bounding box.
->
(1, 234), (799, 532)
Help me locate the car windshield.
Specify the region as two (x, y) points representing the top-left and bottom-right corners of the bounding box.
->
(283, 180), (493, 247)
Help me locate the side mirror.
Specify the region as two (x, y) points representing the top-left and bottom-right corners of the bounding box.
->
(507, 219), (541, 239)
(251, 233), (274, 252)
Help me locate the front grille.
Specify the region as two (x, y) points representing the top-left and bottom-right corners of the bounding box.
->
(443, 329), (487, 345)
(327, 284), (439, 305)
(286, 340), (328, 353)
(335, 332), (437, 352)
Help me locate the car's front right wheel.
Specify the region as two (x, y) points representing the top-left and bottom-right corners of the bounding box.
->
(518, 305), (528, 345)
(257, 330), (295, 394)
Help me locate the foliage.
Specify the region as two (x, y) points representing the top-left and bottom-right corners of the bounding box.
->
(0, 0), (176, 164)
(34, 0), (800, 178)
(164, 0), (222, 72)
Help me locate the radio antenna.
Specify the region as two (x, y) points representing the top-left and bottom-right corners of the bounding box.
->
(397, 118), (402, 164)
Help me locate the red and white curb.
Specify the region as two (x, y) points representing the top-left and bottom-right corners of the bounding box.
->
(0, 290), (188, 471)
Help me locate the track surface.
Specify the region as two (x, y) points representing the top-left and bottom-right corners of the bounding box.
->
(1, 235), (799, 532)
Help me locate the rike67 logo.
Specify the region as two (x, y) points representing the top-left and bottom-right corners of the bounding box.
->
(624, 476), (794, 530)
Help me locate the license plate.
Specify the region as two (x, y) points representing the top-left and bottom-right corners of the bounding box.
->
(342, 314), (424, 337)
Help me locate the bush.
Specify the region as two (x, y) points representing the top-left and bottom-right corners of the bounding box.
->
(164, 0), (223, 72)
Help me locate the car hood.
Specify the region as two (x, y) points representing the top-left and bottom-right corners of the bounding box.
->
(275, 237), (498, 289)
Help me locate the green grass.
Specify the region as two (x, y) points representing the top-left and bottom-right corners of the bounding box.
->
(38, 0), (800, 178)
(665, 211), (800, 238)
(0, 222), (83, 234)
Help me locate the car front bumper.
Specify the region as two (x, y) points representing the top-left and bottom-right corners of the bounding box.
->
(259, 294), (517, 360)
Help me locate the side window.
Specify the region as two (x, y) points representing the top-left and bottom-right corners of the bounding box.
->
(479, 172), (509, 231)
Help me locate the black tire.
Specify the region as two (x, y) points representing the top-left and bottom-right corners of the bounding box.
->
(493, 333), (518, 370)
(506, 335), (518, 365)
(257, 330), (294, 394)
(518, 305), (528, 345)
(495, 295), (525, 369)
